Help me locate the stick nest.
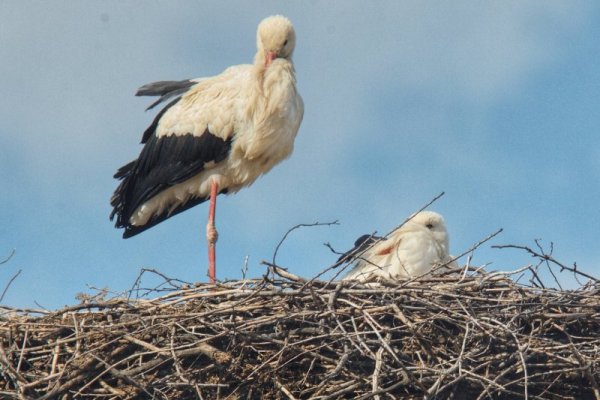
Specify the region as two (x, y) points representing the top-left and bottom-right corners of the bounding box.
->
(1, 266), (599, 400)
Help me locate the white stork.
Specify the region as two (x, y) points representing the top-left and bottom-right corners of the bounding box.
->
(340, 211), (457, 282)
(110, 15), (304, 283)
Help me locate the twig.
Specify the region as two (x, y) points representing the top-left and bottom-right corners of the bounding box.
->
(492, 243), (598, 283)
(0, 249), (15, 265)
(371, 333), (388, 400)
(128, 267), (192, 300)
(16, 328), (28, 374)
(275, 379), (297, 400)
(527, 240), (562, 289)
(0, 269), (22, 303)
(271, 220), (339, 265)
(382, 191), (446, 239)
(449, 228), (503, 265)
(262, 261), (307, 283)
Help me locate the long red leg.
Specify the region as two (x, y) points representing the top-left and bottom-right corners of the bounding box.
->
(206, 180), (218, 284)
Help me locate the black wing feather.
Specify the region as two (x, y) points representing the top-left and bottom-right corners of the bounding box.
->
(136, 79), (197, 111)
(139, 98), (180, 144)
(136, 79), (195, 97)
(111, 95), (232, 238)
(337, 234), (382, 263)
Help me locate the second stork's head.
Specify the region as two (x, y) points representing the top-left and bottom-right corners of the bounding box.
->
(406, 211), (451, 254)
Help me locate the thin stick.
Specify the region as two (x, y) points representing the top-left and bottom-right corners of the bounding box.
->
(0, 269), (22, 303)
(274, 379), (297, 400)
(492, 243), (598, 283)
(272, 220), (339, 265)
(0, 249), (15, 265)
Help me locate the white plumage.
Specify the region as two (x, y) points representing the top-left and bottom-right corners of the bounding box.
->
(342, 211), (456, 282)
(111, 15), (303, 239)
(130, 60), (303, 227)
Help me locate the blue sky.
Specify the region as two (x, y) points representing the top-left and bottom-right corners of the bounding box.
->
(1, 1), (599, 310)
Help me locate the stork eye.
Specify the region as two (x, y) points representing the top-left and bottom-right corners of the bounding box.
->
(283, 39), (288, 46)
(426, 223), (434, 229)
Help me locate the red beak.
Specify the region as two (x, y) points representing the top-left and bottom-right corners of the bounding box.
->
(265, 50), (277, 68)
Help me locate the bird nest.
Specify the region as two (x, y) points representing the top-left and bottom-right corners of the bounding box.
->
(1, 257), (599, 400)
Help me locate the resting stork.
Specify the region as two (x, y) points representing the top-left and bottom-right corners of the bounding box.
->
(110, 15), (304, 283)
(340, 211), (456, 282)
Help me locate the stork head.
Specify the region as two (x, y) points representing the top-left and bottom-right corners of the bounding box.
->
(408, 211), (450, 253)
(255, 15), (296, 68)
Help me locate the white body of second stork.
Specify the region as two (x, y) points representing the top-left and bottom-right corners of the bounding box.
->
(341, 211), (456, 282)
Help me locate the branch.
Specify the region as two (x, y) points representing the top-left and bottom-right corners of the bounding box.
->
(1, 249), (15, 265)
(449, 228), (503, 264)
(128, 267), (193, 300)
(0, 249), (20, 303)
(0, 269), (22, 303)
(492, 243), (598, 283)
(272, 220), (339, 265)
(381, 191), (445, 239)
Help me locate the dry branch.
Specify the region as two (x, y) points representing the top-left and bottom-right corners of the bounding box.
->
(0, 250), (20, 304)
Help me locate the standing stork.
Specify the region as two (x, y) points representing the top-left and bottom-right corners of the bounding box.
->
(110, 15), (304, 283)
(340, 211), (457, 282)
